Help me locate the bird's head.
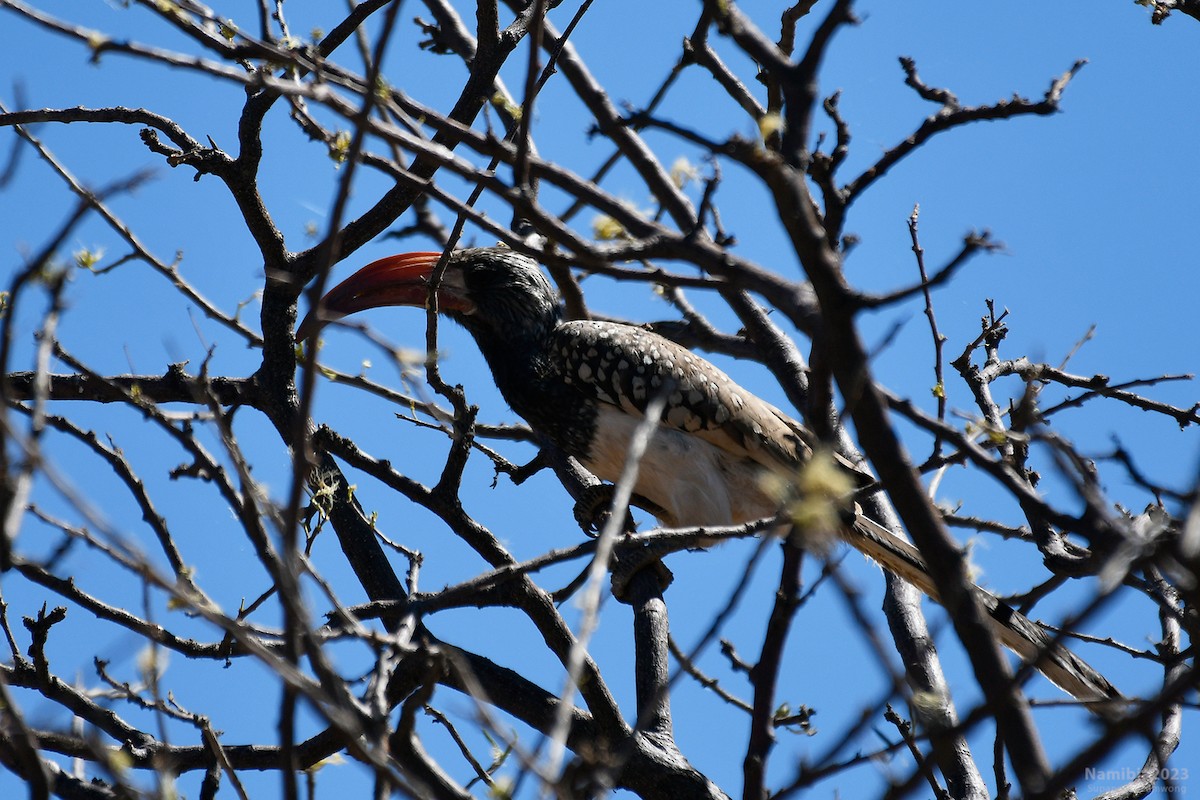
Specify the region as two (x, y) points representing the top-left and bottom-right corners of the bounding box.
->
(296, 247), (560, 344)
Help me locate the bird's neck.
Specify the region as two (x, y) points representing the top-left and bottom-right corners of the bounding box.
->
(466, 318), (597, 458)
(470, 322), (556, 402)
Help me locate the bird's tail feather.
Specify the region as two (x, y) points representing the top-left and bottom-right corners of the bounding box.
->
(846, 514), (1123, 709)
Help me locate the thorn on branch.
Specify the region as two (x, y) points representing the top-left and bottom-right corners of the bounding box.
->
(139, 128), (227, 181)
(23, 604), (67, 682)
(412, 16), (458, 55)
(1045, 59), (1088, 106)
(498, 449), (550, 487)
(171, 459), (215, 482)
(777, 2), (820, 57)
(951, 301), (1009, 371)
(720, 638), (752, 674)
(899, 56), (960, 110)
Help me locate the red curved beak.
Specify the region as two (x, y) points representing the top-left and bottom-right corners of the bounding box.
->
(296, 251), (473, 341)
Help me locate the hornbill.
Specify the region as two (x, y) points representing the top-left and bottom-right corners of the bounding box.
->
(297, 246), (1121, 708)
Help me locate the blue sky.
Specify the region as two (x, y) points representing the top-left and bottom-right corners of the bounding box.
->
(2, 1), (1198, 797)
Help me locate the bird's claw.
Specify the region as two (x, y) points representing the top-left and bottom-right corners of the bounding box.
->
(573, 484), (635, 536)
(573, 484), (672, 537)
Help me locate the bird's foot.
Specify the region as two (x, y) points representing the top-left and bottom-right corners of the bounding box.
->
(572, 484), (668, 537)
(570, 484), (674, 602)
(573, 484), (633, 536)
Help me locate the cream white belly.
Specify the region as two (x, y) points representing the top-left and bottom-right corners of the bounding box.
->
(580, 406), (779, 527)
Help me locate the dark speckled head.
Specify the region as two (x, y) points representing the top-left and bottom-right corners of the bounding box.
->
(446, 247), (561, 342)
(296, 246), (561, 344)
(297, 247), (578, 439)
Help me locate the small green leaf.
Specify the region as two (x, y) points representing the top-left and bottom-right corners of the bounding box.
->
(329, 130), (352, 164)
(74, 246), (105, 271)
(592, 214), (626, 241)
